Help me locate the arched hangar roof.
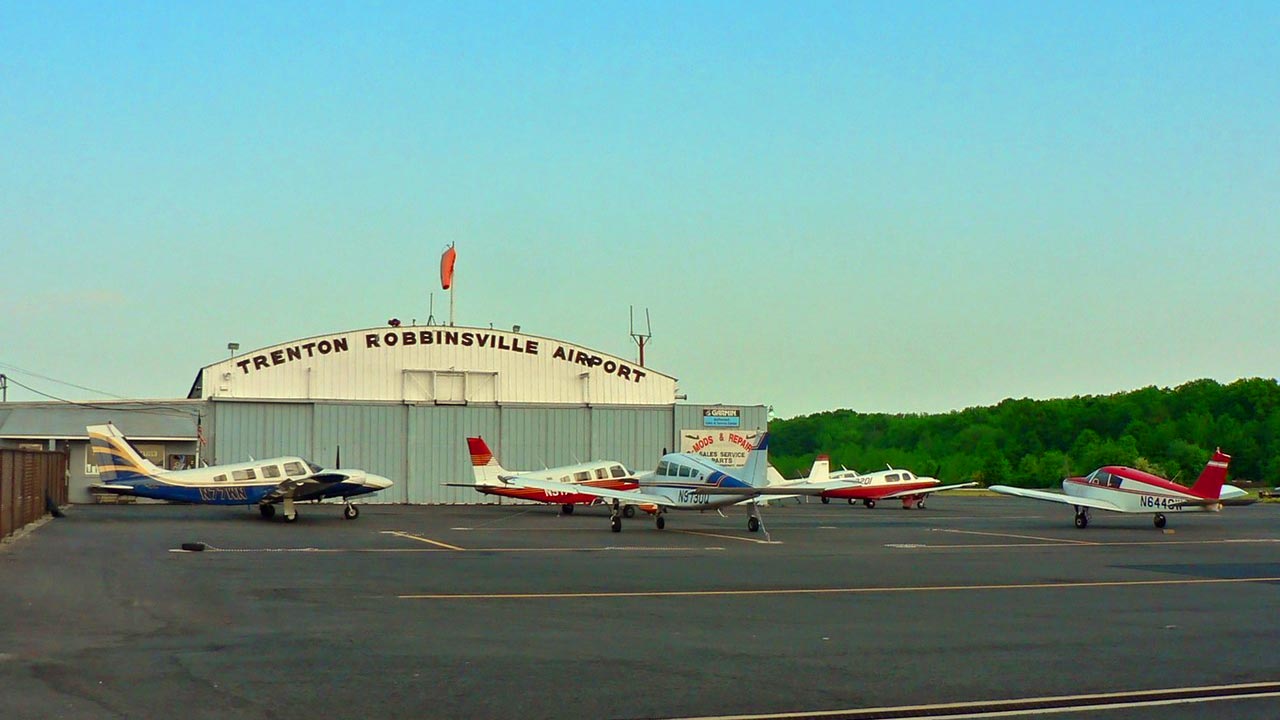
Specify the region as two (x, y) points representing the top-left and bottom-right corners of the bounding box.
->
(189, 325), (677, 405)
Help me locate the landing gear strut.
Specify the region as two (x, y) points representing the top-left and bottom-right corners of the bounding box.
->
(1153, 513), (1167, 529)
(282, 496), (298, 523)
(609, 499), (622, 533)
(1074, 507), (1089, 529)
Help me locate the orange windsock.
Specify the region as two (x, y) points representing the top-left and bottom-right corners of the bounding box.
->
(441, 245), (457, 290)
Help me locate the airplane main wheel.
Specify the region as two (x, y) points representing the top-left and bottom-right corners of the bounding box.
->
(610, 516), (622, 533)
(343, 504), (359, 520)
(916, 500), (926, 510)
(623, 505), (636, 519)
(748, 516), (761, 533)
(1074, 513), (1088, 529)
(655, 515), (665, 530)
(821, 496), (830, 504)
(1154, 513), (1167, 529)
(284, 512), (298, 523)
(864, 499), (876, 509)
(561, 504), (574, 515)
(847, 498), (855, 505)
(259, 504), (276, 520)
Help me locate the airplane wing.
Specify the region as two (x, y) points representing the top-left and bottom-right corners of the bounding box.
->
(260, 471), (364, 504)
(691, 484), (828, 496)
(878, 482), (978, 500)
(989, 485), (1123, 512)
(500, 474), (675, 507)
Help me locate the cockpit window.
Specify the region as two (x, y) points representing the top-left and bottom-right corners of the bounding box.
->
(307, 461), (323, 474)
(610, 465), (627, 478)
(657, 461), (670, 476)
(885, 473), (900, 482)
(679, 465), (693, 478)
(284, 461), (306, 476)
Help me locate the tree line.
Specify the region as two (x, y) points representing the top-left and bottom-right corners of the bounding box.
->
(767, 378), (1280, 488)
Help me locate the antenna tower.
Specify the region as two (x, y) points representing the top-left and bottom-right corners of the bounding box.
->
(629, 306), (652, 367)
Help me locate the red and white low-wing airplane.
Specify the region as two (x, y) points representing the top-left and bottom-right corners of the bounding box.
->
(990, 449), (1247, 529)
(747, 456), (974, 509)
(452, 437), (641, 515)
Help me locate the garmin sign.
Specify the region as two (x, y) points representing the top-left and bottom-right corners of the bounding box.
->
(703, 408), (741, 428)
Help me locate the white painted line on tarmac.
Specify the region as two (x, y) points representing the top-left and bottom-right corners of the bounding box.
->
(399, 575), (1280, 600)
(653, 680), (1280, 719)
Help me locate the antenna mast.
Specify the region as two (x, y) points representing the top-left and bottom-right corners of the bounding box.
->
(629, 306), (652, 367)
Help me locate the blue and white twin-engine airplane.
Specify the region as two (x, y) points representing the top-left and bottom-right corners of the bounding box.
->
(88, 422), (393, 522)
(499, 432), (775, 532)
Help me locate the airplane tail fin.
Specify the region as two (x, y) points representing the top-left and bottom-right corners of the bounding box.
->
(1189, 448), (1231, 499)
(739, 432), (771, 488)
(466, 436), (507, 487)
(87, 423), (161, 486)
(808, 454), (830, 483)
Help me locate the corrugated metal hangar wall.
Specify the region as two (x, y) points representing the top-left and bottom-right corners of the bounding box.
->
(207, 400), (767, 504)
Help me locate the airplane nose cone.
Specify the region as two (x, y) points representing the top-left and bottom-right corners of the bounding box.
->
(367, 474), (394, 490)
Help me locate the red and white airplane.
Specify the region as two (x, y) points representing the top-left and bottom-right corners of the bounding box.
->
(757, 456), (975, 509)
(990, 449), (1246, 529)
(454, 437), (641, 515)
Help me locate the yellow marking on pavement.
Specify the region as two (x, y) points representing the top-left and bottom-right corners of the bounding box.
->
(382, 531), (466, 551)
(672, 529), (780, 545)
(399, 575), (1280, 600)
(933, 528), (1097, 545)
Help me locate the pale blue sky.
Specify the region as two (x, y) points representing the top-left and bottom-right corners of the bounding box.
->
(2, 1), (1277, 416)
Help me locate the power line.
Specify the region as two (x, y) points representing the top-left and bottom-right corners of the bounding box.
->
(0, 362), (130, 399)
(2, 375), (199, 419)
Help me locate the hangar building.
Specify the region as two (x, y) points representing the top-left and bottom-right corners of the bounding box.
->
(0, 324), (766, 504)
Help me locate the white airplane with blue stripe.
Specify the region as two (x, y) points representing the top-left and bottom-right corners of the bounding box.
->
(88, 423), (393, 522)
(498, 432), (773, 532)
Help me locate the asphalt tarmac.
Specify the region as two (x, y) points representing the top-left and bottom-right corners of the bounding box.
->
(2, 497), (1279, 719)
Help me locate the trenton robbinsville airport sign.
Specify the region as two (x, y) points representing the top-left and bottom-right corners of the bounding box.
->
(196, 325), (678, 406)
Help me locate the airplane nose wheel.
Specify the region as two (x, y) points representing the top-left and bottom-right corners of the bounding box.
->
(1153, 513), (1167, 529)
(343, 503), (359, 520)
(864, 499), (876, 509)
